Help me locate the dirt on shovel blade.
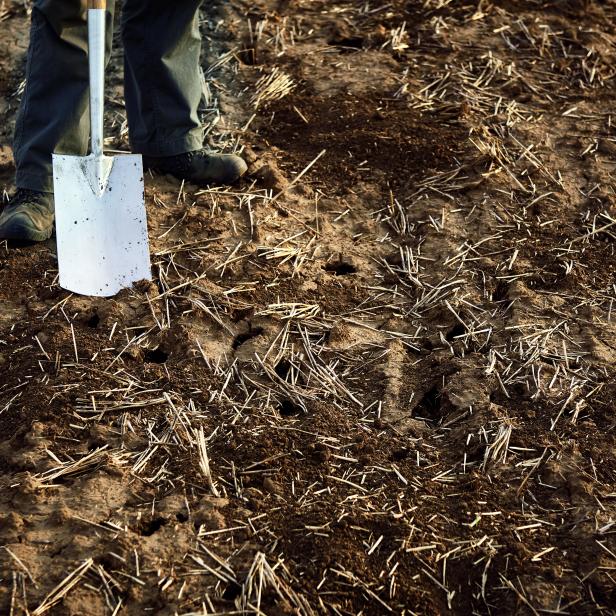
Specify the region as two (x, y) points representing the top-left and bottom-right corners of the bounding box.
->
(1, 0), (616, 614)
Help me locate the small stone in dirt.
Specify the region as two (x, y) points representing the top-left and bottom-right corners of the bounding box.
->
(23, 421), (47, 446)
(158, 493), (188, 517)
(597, 138), (616, 156)
(50, 505), (73, 525)
(133, 279), (158, 295)
(121, 431), (148, 451)
(244, 486), (264, 507)
(240, 145), (260, 166)
(193, 507), (226, 530)
(125, 344), (144, 361)
(198, 495), (229, 508)
(309, 443), (330, 463)
(0, 511), (25, 543)
(193, 495), (229, 530)
(0, 353), (6, 367)
(253, 163), (289, 192)
(89, 424), (121, 448)
(263, 477), (282, 495)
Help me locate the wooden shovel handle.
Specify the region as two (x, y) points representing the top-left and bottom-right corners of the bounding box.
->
(88, 0), (106, 8)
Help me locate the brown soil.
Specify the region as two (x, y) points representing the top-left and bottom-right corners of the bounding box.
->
(1, 0), (616, 614)
(259, 93), (466, 193)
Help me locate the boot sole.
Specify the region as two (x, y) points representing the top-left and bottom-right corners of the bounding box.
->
(143, 157), (247, 186)
(0, 220), (54, 243)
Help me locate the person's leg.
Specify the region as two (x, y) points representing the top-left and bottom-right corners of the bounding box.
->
(121, 0), (203, 157)
(1, 0), (115, 241)
(13, 0), (115, 193)
(122, 0), (246, 185)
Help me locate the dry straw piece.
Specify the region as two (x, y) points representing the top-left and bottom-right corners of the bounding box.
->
(250, 67), (296, 108)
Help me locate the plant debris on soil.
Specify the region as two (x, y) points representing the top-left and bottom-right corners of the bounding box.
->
(1, 0), (616, 614)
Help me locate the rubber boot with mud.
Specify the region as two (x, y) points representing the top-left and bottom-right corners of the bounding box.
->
(143, 149), (247, 186)
(0, 189), (55, 242)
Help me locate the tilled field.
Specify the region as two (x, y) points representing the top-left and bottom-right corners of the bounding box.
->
(1, 0), (616, 614)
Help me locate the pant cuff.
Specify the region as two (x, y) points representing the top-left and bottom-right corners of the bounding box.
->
(17, 129), (204, 190)
(15, 169), (54, 193)
(131, 129), (203, 157)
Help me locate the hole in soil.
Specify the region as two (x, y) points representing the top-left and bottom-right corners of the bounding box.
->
(597, 231), (614, 243)
(231, 307), (253, 322)
(238, 45), (258, 65)
(176, 512), (188, 523)
(278, 398), (302, 417)
(493, 280), (509, 302)
(328, 36), (364, 49)
(96, 554), (117, 570)
(222, 582), (242, 601)
(274, 359), (307, 386)
(274, 359), (292, 380)
(232, 326), (264, 350)
(446, 323), (466, 341)
(414, 385), (442, 423)
(391, 448), (409, 461)
(86, 313), (100, 328)
(140, 517), (167, 536)
(144, 347), (169, 364)
(512, 382), (529, 398)
(324, 260), (357, 276)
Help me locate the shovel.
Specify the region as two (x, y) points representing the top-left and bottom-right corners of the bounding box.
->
(52, 0), (151, 297)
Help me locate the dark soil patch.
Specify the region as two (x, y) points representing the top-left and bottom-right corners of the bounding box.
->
(257, 94), (465, 193)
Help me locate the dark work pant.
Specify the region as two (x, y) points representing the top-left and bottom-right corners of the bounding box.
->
(13, 0), (204, 193)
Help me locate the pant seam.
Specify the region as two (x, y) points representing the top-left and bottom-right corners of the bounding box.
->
(145, 14), (165, 154)
(13, 10), (43, 162)
(123, 7), (204, 156)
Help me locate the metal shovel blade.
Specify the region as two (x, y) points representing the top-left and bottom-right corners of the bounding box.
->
(53, 152), (151, 297)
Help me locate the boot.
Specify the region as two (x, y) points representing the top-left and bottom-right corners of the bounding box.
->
(0, 189), (55, 242)
(143, 149), (247, 186)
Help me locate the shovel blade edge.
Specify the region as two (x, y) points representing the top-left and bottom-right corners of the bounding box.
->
(53, 154), (151, 297)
